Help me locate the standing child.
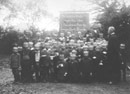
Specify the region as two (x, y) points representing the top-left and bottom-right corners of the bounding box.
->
(80, 50), (93, 83)
(67, 50), (80, 83)
(10, 47), (21, 83)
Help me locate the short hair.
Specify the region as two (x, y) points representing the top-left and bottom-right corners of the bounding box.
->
(13, 47), (18, 50)
(108, 26), (115, 34)
(23, 42), (28, 47)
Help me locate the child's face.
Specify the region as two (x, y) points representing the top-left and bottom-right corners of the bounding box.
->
(70, 53), (76, 60)
(120, 44), (125, 49)
(89, 46), (93, 51)
(18, 47), (22, 51)
(95, 48), (100, 52)
(55, 52), (59, 56)
(13, 49), (18, 53)
(23, 43), (28, 48)
(99, 33), (103, 38)
(35, 47), (40, 51)
(59, 54), (65, 60)
(90, 39), (94, 42)
(83, 51), (89, 56)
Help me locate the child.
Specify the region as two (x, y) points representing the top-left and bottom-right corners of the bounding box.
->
(67, 50), (80, 83)
(40, 49), (51, 82)
(80, 50), (93, 83)
(10, 47), (21, 83)
(56, 53), (68, 82)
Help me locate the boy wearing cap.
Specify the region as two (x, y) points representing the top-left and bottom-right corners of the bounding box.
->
(10, 47), (21, 83)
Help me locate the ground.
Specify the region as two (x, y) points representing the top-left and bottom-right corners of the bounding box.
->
(0, 56), (130, 94)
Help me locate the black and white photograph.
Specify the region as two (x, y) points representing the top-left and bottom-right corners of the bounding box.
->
(0, 0), (130, 94)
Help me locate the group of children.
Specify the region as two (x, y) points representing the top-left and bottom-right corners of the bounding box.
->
(10, 32), (127, 84)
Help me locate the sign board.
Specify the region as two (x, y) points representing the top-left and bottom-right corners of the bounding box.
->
(59, 11), (89, 34)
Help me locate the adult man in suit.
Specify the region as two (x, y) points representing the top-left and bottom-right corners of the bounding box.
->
(107, 26), (122, 84)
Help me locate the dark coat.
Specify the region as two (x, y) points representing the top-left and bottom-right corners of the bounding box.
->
(67, 59), (80, 82)
(80, 57), (93, 74)
(53, 56), (60, 68)
(21, 49), (32, 67)
(40, 56), (51, 67)
(107, 34), (121, 70)
(56, 59), (68, 81)
(10, 53), (21, 68)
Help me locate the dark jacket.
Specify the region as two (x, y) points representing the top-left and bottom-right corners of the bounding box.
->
(40, 56), (51, 67)
(10, 53), (21, 68)
(80, 56), (93, 73)
(107, 34), (121, 70)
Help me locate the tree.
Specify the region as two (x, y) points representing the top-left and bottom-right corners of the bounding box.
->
(87, 0), (130, 61)
(0, 27), (19, 54)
